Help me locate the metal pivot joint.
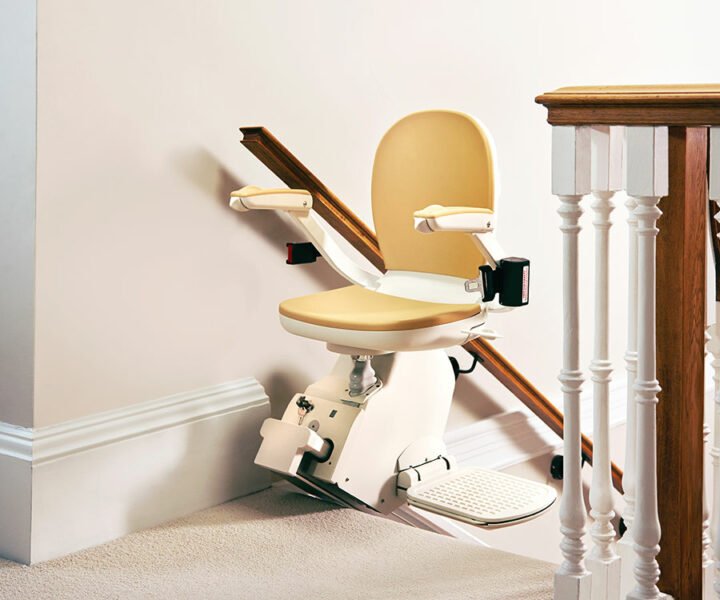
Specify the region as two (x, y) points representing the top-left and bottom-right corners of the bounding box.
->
(348, 356), (378, 397)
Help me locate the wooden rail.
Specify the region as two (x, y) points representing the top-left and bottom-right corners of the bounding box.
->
(535, 83), (720, 126)
(240, 126), (623, 493)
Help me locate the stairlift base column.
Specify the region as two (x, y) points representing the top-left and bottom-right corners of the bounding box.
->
(254, 347), (558, 527)
(255, 350), (457, 514)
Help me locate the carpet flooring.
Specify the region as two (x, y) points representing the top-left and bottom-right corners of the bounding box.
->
(0, 486), (555, 599)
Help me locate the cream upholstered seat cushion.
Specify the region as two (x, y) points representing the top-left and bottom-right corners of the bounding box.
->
(278, 285), (481, 332)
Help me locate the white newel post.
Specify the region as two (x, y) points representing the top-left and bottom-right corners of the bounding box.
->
(618, 191), (639, 599)
(709, 126), (720, 599)
(553, 125), (592, 600)
(586, 125), (623, 600)
(625, 126), (668, 600)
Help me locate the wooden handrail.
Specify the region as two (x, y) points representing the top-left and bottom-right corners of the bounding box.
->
(535, 83), (720, 125)
(239, 125), (623, 493)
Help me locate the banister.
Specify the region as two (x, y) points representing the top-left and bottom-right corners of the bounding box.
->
(239, 125), (623, 493)
(537, 84), (714, 600)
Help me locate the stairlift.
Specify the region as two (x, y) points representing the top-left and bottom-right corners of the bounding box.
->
(230, 110), (556, 527)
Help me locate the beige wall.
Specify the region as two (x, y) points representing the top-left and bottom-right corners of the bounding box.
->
(30, 0), (720, 427)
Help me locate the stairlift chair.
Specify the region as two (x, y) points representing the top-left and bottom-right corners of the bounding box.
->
(230, 110), (556, 527)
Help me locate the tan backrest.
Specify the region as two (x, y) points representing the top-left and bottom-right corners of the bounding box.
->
(371, 110), (496, 279)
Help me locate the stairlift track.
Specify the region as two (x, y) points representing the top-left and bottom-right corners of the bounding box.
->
(229, 110), (557, 529)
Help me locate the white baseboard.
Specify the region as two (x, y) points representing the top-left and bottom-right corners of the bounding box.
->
(0, 377), (271, 564)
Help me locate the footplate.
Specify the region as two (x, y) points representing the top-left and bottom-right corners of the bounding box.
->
(406, 467), (557, 528)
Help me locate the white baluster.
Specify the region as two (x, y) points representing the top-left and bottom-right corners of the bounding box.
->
(618, 192), (639, 599)
(708, 325), (720, 600)
(625, 126), (669, 600)
(709, 126), (720, 599)
(705, 418), (713, 598)
(586, 125), (622, 600)
(553, 125), (592, 600)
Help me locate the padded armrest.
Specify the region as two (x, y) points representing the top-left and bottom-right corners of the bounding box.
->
(413, 204), (495, 233)
(228, 185), (380, 289)
(230, 186), (312, 213)
(414, 204), (505, 269)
